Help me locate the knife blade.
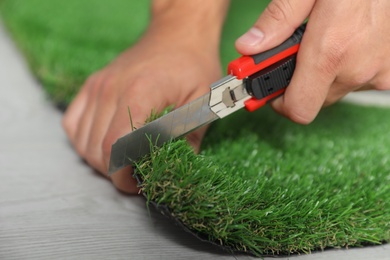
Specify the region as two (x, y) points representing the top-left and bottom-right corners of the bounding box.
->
(108, 24), (306, 175)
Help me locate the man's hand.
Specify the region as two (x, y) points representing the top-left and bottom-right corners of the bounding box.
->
(62, 0), (227, 193)
(236, 0), (390, 124)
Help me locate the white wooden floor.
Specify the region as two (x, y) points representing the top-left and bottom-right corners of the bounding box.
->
(0, 21), (389, 260)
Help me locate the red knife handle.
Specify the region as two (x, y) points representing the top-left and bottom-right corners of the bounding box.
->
(227, 24), (306, 112)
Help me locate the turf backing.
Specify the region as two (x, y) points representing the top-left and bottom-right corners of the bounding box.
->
(1, 0), (389, 256)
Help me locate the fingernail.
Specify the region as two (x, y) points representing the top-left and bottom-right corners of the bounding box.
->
(237, 27), (265, 46)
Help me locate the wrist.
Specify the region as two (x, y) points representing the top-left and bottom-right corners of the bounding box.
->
(148, 0), (229, 54)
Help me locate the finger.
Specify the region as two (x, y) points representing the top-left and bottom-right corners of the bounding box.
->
(84, 86), (118, 173)
(186, 125), (209, 154)
(323, 81), (361, 107)
(371, 69), (390, 91)
(236, 0), (315, 55)
(110, 166), (140, 194)
(100, 103), (149, 194)
(62, 79), (92, 140)
(73, 81), (101, 156)
(101, 101), (150, 174)
(271, 21), (337, 124)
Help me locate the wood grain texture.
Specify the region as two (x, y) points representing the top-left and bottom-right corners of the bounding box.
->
(0, 21), (389, 260)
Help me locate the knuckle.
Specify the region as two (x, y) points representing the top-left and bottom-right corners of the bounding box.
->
(265, 0), (292, 23)
(129, 76), (151, 92)
(99, 80), (115, 100)
(83, 73), (102, 92)
(317, 43), (346, 77)
(87, 73), (113, 97)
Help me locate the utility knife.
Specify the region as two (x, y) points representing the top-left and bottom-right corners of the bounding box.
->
(108, 24), (306, 175)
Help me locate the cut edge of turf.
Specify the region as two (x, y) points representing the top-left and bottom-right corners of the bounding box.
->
(134, 138), (389, 256)
(133, 103), (390, 257)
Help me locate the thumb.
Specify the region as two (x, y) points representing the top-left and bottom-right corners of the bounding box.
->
(236, 0), (315, 55)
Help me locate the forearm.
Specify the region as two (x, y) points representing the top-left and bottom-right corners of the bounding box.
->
(149, 0), (230, 53)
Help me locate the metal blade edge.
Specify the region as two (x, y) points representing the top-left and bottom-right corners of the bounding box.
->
(108, 92), (218, 175)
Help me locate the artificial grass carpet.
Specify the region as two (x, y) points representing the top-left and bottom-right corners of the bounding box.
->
(0, 0), (150, 105)
(136, 104), (390, 255)
(1, 0), (389, 256)
(0, 0), (266, 105)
